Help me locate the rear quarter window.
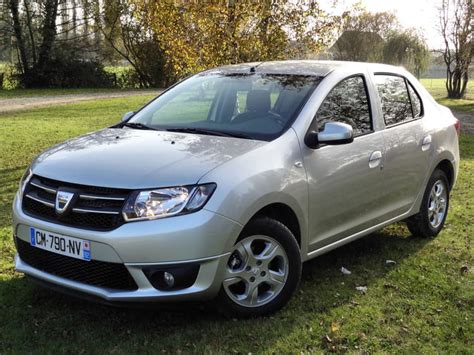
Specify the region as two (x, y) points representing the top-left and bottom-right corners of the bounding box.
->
(374, 75), (423, 126)
(407, 82), (423, 117)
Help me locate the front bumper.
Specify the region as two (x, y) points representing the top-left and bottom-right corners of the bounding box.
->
(14, 252), (231, 302)
(13, 194), (242, 302)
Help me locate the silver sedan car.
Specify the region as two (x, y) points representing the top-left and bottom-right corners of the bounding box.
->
(13, 61), (460, 317)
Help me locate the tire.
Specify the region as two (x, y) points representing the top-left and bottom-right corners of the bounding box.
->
(218, 217), (301, 318)
(406, 169), (450, 238)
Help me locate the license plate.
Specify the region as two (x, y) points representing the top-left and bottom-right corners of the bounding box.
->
(29, 227), (91, 261)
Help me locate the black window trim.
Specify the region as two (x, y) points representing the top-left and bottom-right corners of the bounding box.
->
(406, 79), (424, 118)
(373, 72), (425, 129)
(306, 73), (375, 142)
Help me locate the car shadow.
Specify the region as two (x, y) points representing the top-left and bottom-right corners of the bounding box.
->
(0, 225), (432, 352)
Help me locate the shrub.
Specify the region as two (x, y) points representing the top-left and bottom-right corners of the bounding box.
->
(105, 66), (143, 89)
(1, 65), (21, 90)
(20, 59), (115, 88)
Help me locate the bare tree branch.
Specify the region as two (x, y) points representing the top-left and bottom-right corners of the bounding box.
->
(439, 0), (472, 98)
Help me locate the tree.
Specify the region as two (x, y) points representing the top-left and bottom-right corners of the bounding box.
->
(339, 9), (400, 38)
(100, 0), (168, 87)
(0, 0), (13, 62)
(383, 30), (430, 78)
(332, 9), (400, 62)
(121, 0), (340, 84)
(36, 0), (60, 74)
(3, 0), (115, 87)
(439, 0), (473, 99)
(7, 0), (30, 74)
(332, 31), (385, 62)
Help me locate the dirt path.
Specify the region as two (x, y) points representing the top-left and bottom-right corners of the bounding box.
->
(0, 90), (161, 114)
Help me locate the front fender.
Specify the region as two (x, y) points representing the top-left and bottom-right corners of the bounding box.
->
(200, 129), (309, 256)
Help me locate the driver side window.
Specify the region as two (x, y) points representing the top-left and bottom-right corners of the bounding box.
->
(316, 76), (372, 137)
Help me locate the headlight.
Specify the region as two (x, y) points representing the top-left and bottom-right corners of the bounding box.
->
(19, 167), (33, 198)
(122, 183), (216, 221)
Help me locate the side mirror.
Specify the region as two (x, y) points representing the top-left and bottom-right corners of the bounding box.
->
(305, 122), (354, 149)
(121, 111), (135, 122)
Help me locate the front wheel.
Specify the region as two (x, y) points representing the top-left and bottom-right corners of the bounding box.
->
(406, 169), (450, 238)
(218, 217), (301, 317)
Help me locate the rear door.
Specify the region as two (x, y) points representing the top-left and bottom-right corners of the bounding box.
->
(372, 74), (431, 217)
(303, 74), (387, 252)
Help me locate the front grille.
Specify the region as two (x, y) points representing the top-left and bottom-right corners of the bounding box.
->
(16, 238), (138, 291)
(22, 175), (131, 231)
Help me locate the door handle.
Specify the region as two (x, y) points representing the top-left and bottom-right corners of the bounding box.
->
(422, 135), (432, 151)
(369, 150), (383, 169)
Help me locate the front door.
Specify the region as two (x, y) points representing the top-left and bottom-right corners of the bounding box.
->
(303, 75), (387, 252)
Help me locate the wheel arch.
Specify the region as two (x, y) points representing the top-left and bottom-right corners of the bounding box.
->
(248, 203), (302, 248)
(409, 156), (457, 218)
(434, 159), (455, 190)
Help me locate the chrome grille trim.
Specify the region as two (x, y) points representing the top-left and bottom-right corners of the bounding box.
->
(30, 180), (57, 194)
(25, 193), (55, 208)
(79, 194), (125, 201)
(72, 208), (120, 215)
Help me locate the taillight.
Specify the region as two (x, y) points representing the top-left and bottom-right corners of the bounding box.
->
(454, 118), (461, 136)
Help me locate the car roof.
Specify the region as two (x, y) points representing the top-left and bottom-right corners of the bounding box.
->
(206, 60), (406, 77)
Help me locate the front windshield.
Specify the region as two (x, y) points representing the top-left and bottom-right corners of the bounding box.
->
(129, 72), (321, 140)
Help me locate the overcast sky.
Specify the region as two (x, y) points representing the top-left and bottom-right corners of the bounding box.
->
(321, 0), (444, 49)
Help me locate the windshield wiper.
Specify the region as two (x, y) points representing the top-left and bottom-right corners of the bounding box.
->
(166, 127), (254, 139)
(122, 122), (157, 130)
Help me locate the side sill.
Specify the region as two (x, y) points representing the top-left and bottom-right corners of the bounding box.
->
(305, 211), (412, 260)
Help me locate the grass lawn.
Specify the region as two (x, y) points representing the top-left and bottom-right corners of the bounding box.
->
(420, 78), (474, 112)
(420, 78), (474, 100)
(0, 96), (473, 353)
(436, 97), (474, 113)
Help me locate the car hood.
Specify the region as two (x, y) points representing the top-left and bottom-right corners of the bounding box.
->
(32, 128), (266, 189)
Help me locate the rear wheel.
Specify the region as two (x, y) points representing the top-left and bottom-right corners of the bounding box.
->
(219, 217), (301, 317)
(406, 169), (450, 238)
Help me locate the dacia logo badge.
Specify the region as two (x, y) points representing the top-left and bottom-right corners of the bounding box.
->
(55, 190), (75, 215)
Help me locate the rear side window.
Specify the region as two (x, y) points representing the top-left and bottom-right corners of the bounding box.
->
(374, 75), (422, 126)
(407, 82), (423, 117)
(316, 76), (372, 136)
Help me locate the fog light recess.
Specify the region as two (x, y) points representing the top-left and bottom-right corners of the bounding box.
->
(143, 264), (200, 291)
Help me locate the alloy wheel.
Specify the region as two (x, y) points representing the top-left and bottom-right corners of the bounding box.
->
(428, 179), (448, 229)
(223, 235), (289, 308)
